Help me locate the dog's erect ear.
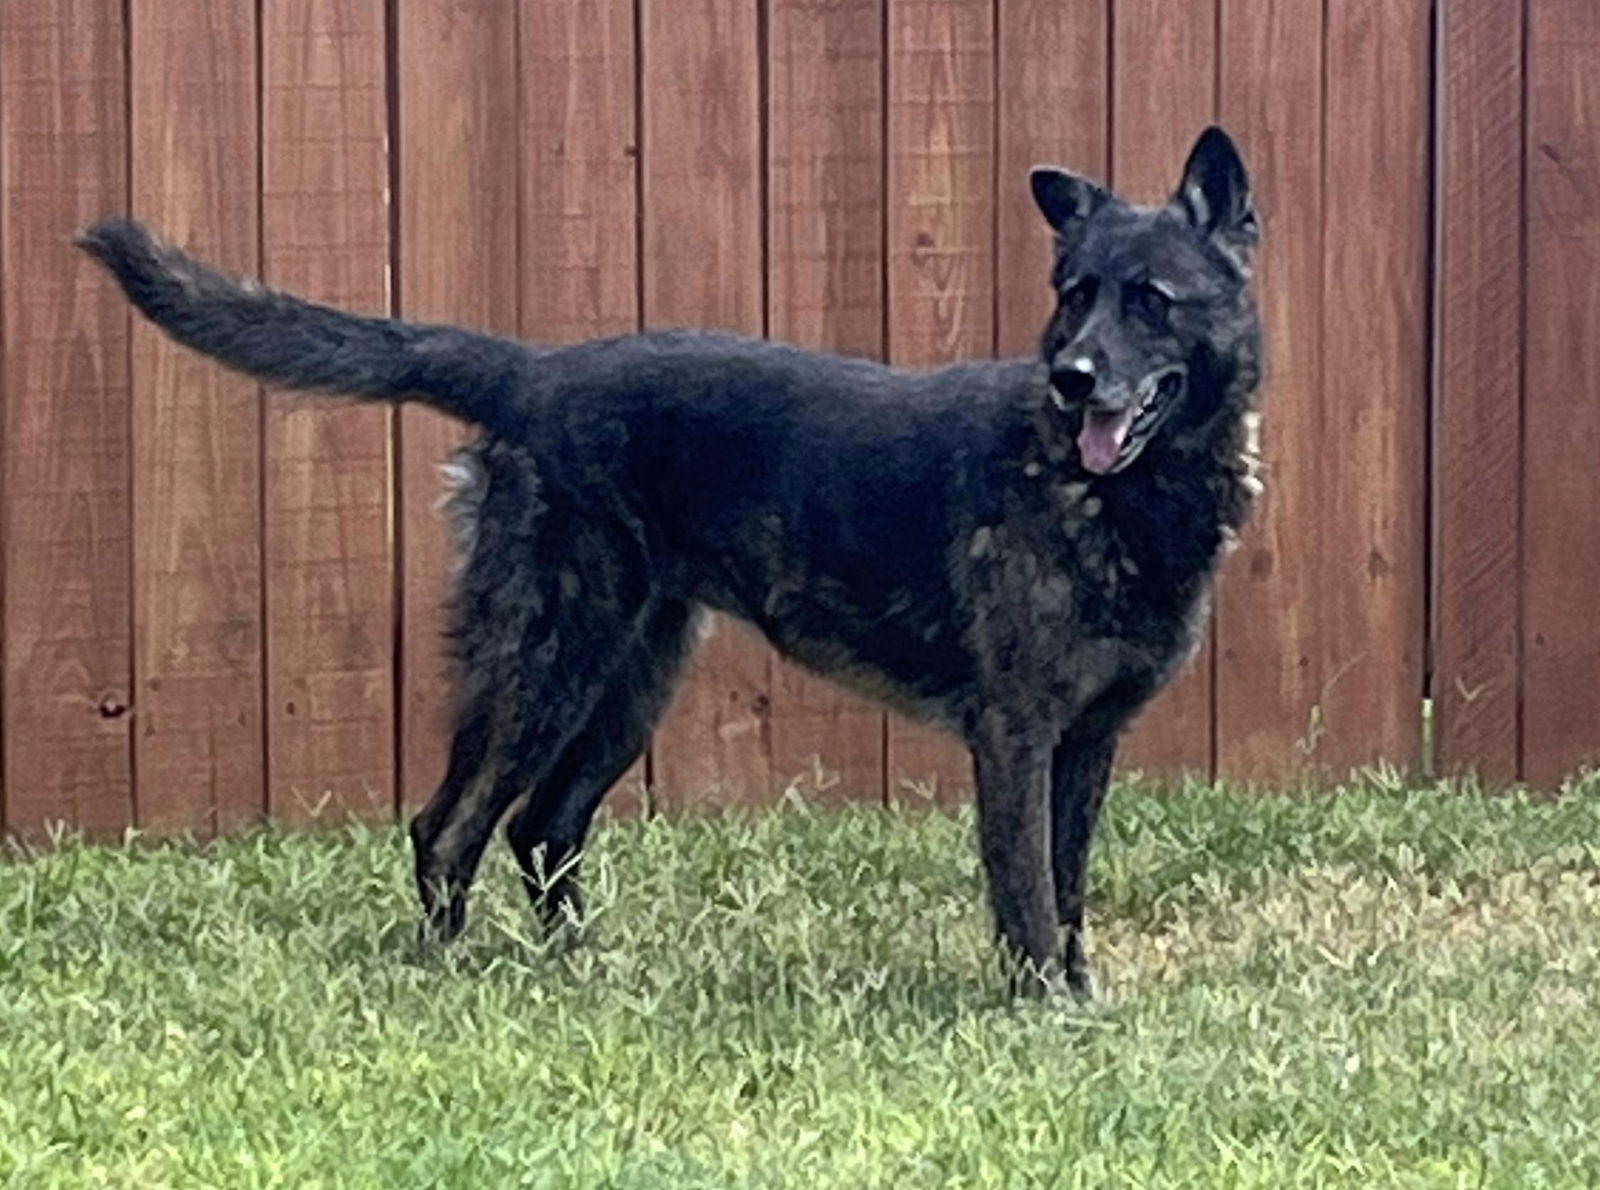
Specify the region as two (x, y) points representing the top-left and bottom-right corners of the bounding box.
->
(1173, 126), (1258, 275)
(1029, 167), (1108, 234)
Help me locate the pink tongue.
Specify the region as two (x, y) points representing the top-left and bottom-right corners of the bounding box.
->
(1078, 409), (1134, 475)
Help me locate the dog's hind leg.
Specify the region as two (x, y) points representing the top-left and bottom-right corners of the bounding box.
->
(1048, 733), (1117, 1000)
(411, 603), (645, 941)
(505, 599), (697, 929)
(407, 687), (498, 942)
(409, 481), (660, 942)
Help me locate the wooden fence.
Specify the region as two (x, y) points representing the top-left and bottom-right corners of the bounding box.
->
(0, 0), (1595, 839)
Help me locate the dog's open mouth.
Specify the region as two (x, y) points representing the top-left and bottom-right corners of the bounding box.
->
(1076, 367), (1186, 475)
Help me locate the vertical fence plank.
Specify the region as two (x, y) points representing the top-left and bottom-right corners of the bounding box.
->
(1110, 0), (1217, 778)
(130, 0), (263, 835)
(883, 0), (993, 805)
(396, 0), (520, 812)
(766, 0), (888, 806)
(1316, 0), (1429, 776)
(1214, 1), (1325, 783)
(1523, 0), (1600, 787)
(521, 0), (637, 348)
(996, 0), (1108, 359)
(519, 0), (645, 814)
(262, 0), (393, 825)
(1435, 0), (1523, 783)
(642, 0), (769, 809)
(1, 0), (134, 838)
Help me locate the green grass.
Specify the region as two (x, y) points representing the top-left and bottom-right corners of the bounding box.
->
(3, 776), (1600, 1188)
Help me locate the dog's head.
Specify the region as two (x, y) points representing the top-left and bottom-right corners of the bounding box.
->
(1030, 126), (1259, 476)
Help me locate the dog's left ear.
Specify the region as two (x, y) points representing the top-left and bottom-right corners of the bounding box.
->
(1030, 166), (1108, 234)
(1173, 126), (1258, 276)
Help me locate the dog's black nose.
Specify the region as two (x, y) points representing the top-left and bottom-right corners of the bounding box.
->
(1049, 359), (1096, 403)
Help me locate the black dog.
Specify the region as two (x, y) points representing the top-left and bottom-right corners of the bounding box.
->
(80, 125), (1262, 997)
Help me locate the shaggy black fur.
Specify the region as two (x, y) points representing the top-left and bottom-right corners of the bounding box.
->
(79, 126), (1263, 998)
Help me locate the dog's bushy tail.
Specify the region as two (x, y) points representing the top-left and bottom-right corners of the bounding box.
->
(77, 218), (535, 433)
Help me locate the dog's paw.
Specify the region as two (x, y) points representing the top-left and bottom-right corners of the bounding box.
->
(415, 892), (468, 952)
(1064, 967), (1094, 1004)
(1064, 933), (1095, 1003)
(1003, 957), (1070, 1002)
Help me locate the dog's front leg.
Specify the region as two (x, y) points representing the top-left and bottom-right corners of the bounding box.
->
(1049, 733), (1117, 1000)
(971, 716), (1060, 996)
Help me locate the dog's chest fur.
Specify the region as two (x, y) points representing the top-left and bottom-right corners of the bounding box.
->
(949, 443), (1247, 733)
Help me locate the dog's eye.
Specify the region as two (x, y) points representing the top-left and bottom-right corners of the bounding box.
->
(1059, 277), (1097, 316)
(1127, 279), (1173, 320)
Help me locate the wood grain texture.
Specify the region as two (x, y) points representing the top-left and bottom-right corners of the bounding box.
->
(519, 0), (647, 816)
(996, 0), (1109, 358)
(1523, 0), (1600, 787)
(130, 0), (263, 835)
(1107, 0), (1217, 229)
(1434, 0), (1523, 783)
(1214, 0), (1325, 783)
(766, 0), (888, 806)
(521, 0), (638, 347)
(263, 0), (394, 824)
(0, 0), (134, 838)
(641, 0), (771, 809)
(1316, 0), (1429, 776)
(884, 0), (994, 805)
(396, 0), (520, 811)
(1109, 0), (1216, 778)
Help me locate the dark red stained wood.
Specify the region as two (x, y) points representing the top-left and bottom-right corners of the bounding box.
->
(129, 0), (263, 836)
(1315, 0), (1429, 776)
(765, 0), (888, 807)
(0, 0), (134, 838)
(1523, 0), (1600, 788)
(996, 0), (1109, 359)
(521, 0), (638, 347)
(1434, 0), (1524, 783)
(263, 0), (394, 825)
(519, 0), (647, 815)
(883, 0), (994, 806)
(1214, 1), (1325, 783)
(1109, 0), (1217, 779)
(396, 0), (520, 811)
(641, 0), (772, 810)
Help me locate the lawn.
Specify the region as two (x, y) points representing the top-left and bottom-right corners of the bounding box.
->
(2, 775), (1599, 1188)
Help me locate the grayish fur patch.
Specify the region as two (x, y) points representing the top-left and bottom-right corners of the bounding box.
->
(437, 453), (486, 577)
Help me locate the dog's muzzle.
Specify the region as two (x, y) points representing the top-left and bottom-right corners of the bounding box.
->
(1068, 365), (1187, 475)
